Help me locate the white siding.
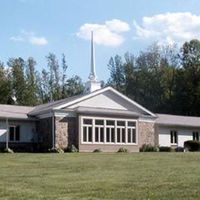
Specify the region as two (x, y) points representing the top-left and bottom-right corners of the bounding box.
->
(69, 90), (145, 114)
(0, 120), (36, 142)
(178, 130), (193, 147)
(158, 126), (197, 147)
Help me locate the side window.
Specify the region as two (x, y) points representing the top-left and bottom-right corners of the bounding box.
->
(9, 126), (20, 142)
(9, 126), (15, 141)
(193, 132), (199, 141)
(170, 130), (177, 144)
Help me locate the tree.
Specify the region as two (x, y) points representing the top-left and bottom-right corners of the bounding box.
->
(0, 62), (12, 104)
(25, 57), (39, 105)
(46, 53), (61, 101)
(107, 55), (125, 93)
(61, 54), (68, 98)
(7, 58), (27, 105)
(174, 39), (200, 116)
(65, 75), (84, 96)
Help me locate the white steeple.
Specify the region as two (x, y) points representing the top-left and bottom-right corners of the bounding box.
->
(88, 31), (97, 81)
(85, 31), (101, 93)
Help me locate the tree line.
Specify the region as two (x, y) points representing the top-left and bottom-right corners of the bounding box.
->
(0, 53), (84, 106)
(0, 39), (200, 116)
(107, 39), (200, 116)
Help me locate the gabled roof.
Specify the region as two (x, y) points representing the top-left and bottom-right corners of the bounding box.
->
(0, 104), (34, 120)
(54, 87), (156, 117)
(0, 87), (156, 119)
(156, 114), (200, 128)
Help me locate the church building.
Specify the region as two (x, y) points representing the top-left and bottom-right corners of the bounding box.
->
(0, 33), (199, 152)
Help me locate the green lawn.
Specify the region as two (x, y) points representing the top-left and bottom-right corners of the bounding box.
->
(0, 153), (199, 200)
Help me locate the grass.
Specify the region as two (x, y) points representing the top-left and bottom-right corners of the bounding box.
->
(0, 153), (199, 200)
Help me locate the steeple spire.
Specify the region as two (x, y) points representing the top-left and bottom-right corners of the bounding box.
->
(89, 31), (97, 81)
(84, 31), (101, 93)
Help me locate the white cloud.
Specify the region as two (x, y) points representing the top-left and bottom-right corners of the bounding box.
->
(133, 12), (200, 45)
(29, 36), (48, 45)
(77, 19), (130, 46)
(105, 19), (130, 32)
(10, 36), (24, 42)
(10, 30), (48, 46)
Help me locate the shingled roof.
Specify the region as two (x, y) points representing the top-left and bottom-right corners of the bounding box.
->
(156, 114), (200, 128)
(29, 94), (85, 115)
(0, 104), (34, 120)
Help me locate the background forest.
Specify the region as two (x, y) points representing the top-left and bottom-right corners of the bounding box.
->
(1, 39), (200, 116)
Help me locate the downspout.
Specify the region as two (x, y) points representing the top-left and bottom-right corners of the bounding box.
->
(6, 118), (9, 149)
(52, 111), (55, 148)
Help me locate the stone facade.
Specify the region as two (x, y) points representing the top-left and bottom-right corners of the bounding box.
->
(138, 121), (156, 147)
(55, 117), (77, 149)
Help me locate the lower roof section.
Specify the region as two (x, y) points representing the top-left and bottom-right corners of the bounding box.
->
(156, 114), (200, 128)
(0, 104), (35, 120)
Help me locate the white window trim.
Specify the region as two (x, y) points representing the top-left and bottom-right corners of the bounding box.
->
(9, 125), (20, 142)
(80, 116), (138, 145)
(170, 130), (178, 145)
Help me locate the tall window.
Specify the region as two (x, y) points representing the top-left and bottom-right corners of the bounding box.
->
(170, 130), (177, 144)
(95, 120), (104, 143)
(127, 121), (136, 143)
(106, 120), (115, 143)
(81, 117), (137, 144)
(116, 121), (126, 143)
(82, 119), (92, 142)
(9, 126), (20, 142)
(193, 132), (199, 141)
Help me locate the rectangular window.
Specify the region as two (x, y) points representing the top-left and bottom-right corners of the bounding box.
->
(122, 128), (125, 143)
(128, 129), (131, 143)
(9, 126), (20, 142)
(132, 129), (136, 143)
(111, 128), (115, 142)
(83, 127), (87, 142)
(95, 120), (104, 125)
(88, 127), (92, 142)
(117, 121), (125, 126)
(106, 120), (114, 126)
(127, 128), (136, 144)
(82, 119), (93, 143)
(106, 128), (110, 142)
(193, 132), (199, 141)
(95, 127), (99, 142)
(128, 121), (136, 127)
(170, 131), (177, 144)
(82, 117), (137, 144)
(100, 128), (104, 142)
(117, 128), (121, 143)
(83, 119), (92, 125)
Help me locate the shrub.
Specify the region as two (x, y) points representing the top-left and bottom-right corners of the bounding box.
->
(3, 148), (14, 153)
(175, 147), (184, 152)
(184, 140), (200, 152)
(140, 144), (158, 152)
(117, 147), (128, 153)
(93, 149), (102, 153)
(159, 146), (172, 152)
(48, 147), (64, 153)
(65, 144), (78, 153)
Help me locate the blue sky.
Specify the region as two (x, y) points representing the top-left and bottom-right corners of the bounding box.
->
(1, 0), (200, 81)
